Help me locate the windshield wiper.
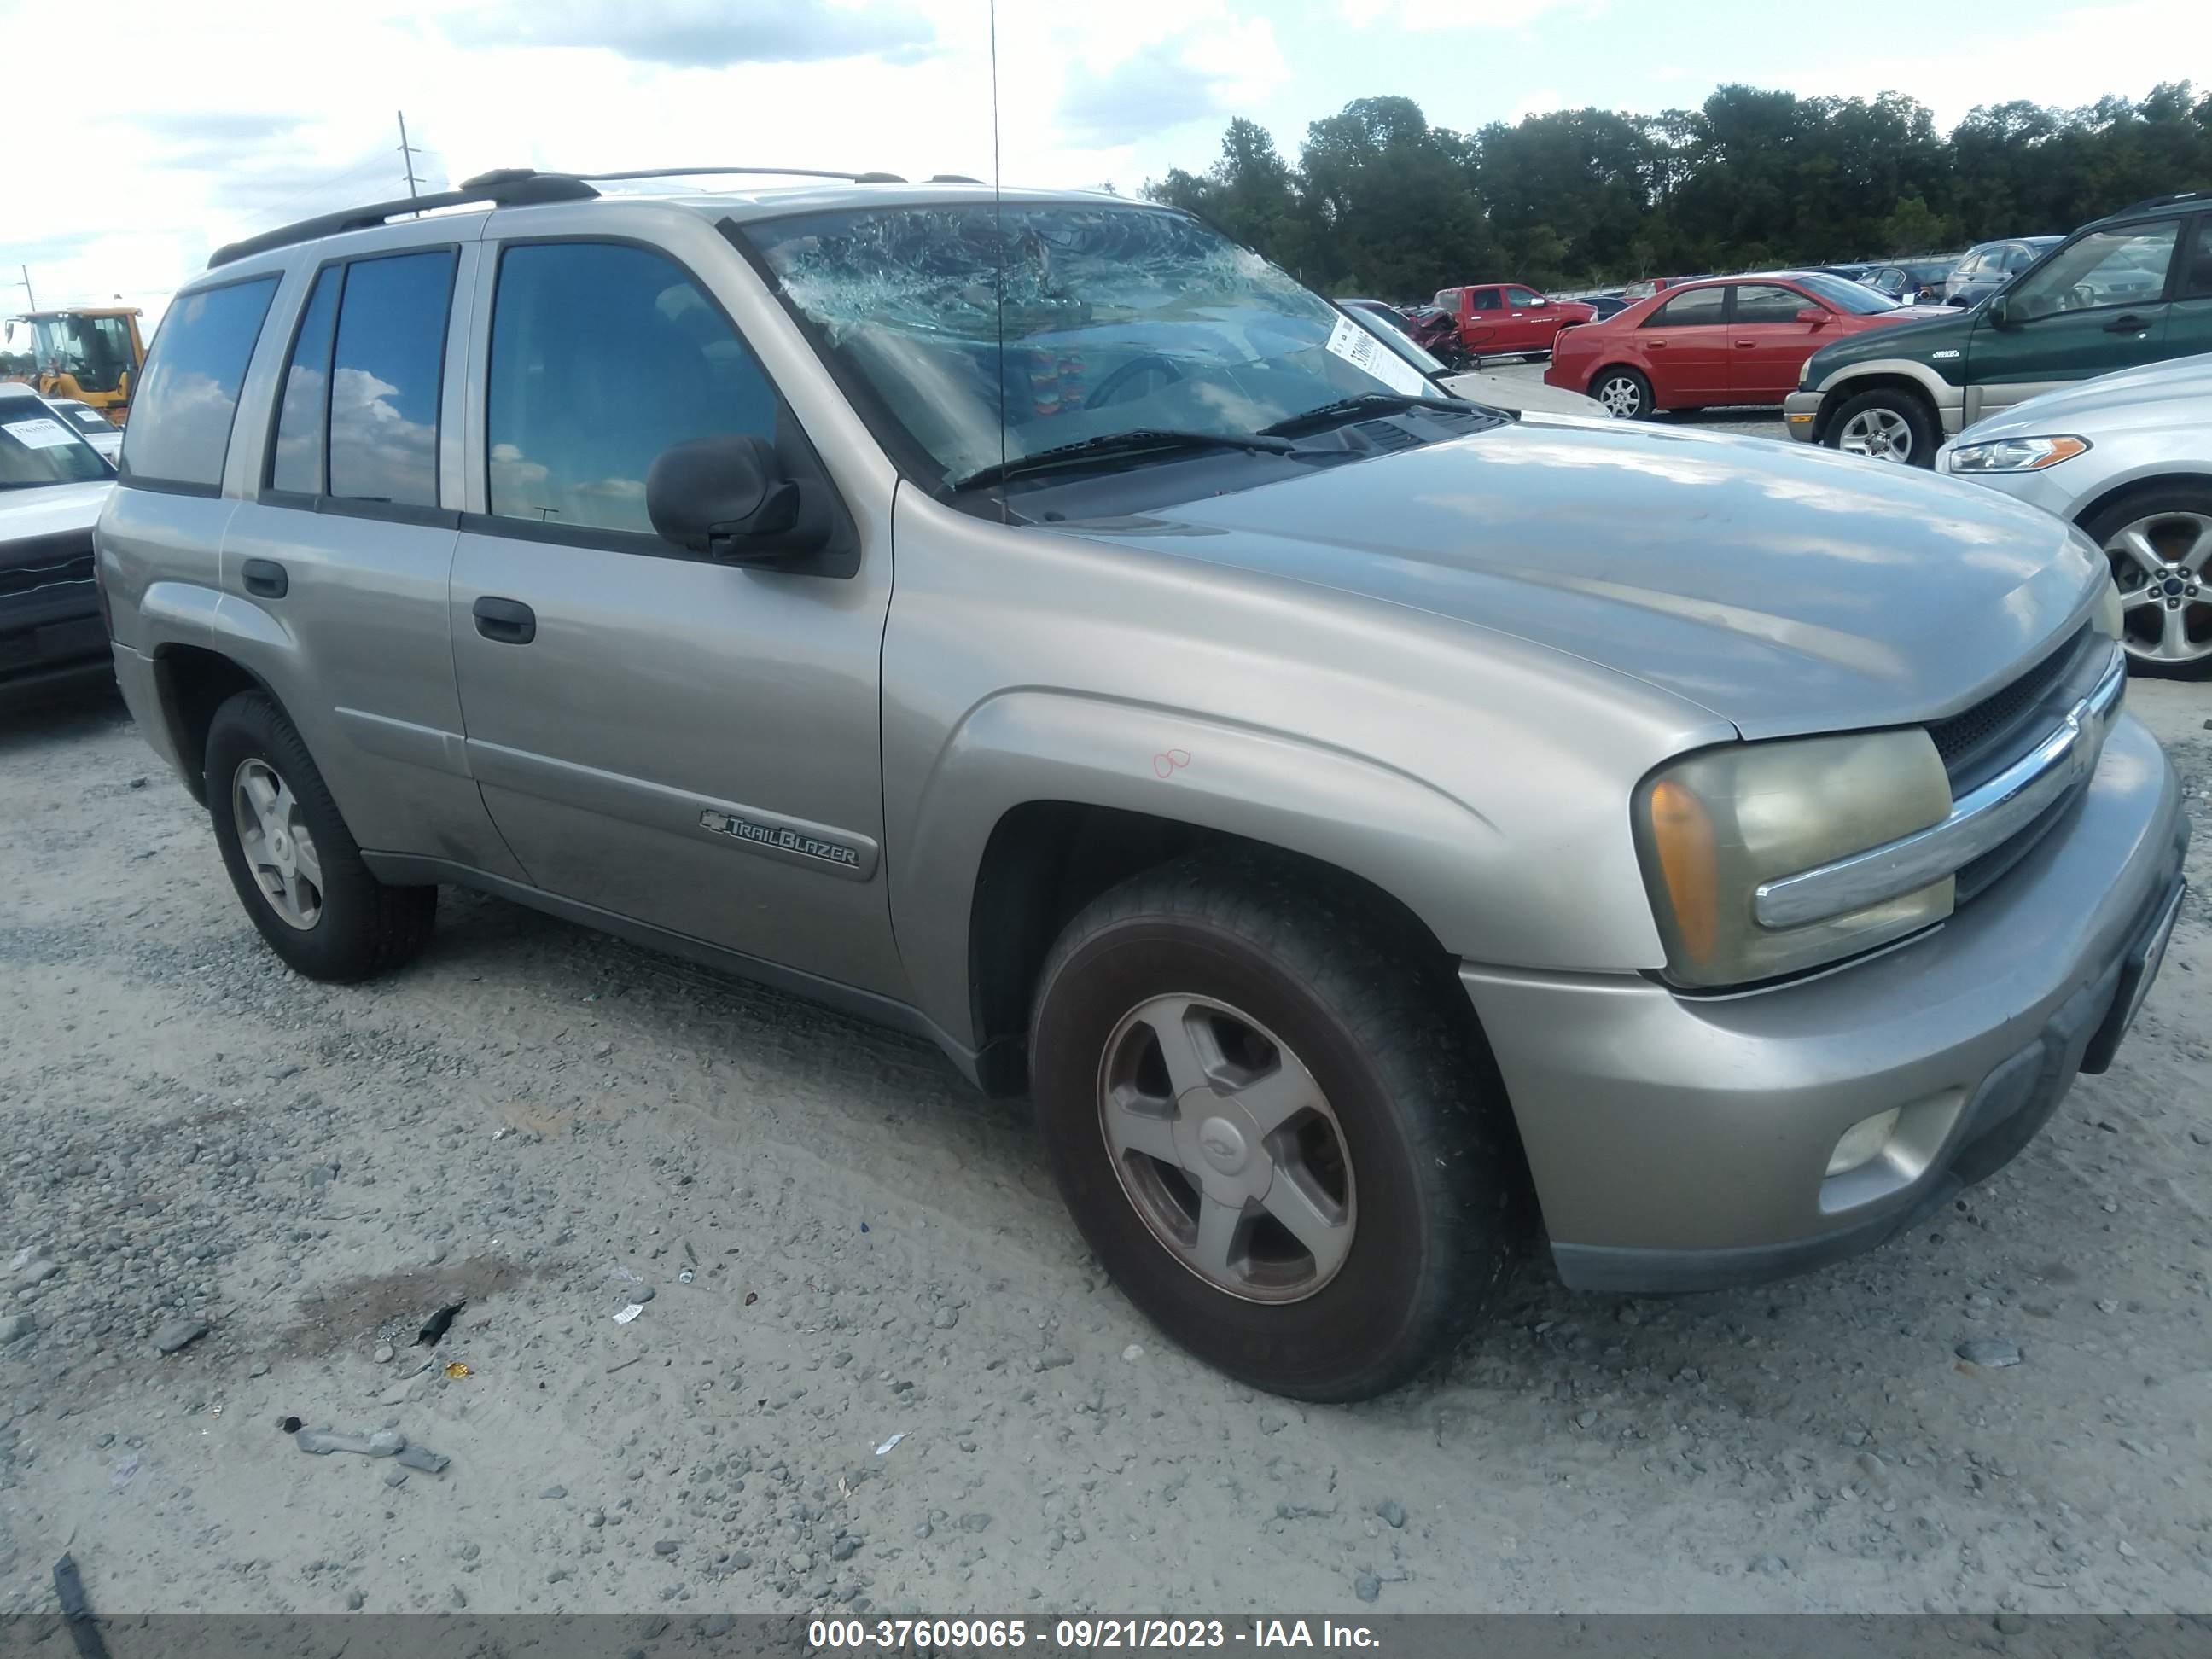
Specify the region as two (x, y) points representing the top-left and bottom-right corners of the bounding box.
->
(950, 428), (1298, 492)
(1258, 392), (1473, 437)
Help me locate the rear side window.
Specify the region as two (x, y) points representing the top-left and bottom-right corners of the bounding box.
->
(269, 265), (341, 496)
(1645, 287), (1725, 327)
(485, 242), (780, 538)
(120, 276), (277, 489)
(327, 250), (457, 508)
(1469, 288), (1502, 311)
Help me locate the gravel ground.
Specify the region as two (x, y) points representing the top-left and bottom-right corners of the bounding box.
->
(1, 667), (2208, 1620)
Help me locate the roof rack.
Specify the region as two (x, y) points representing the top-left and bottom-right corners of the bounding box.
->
(207, 169), (598, 269)
(206, 164), (981, 271)
(2103, 190), (2205, 220)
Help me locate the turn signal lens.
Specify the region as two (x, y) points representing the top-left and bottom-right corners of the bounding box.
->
(1947, 434), (2088, 474)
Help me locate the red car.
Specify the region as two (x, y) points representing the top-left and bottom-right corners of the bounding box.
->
(1429, 282), (1598, 359)
(1545, 271), (1940, 420)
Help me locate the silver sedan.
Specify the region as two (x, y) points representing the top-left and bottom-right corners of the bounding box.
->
(1938, 353), (2212, 678)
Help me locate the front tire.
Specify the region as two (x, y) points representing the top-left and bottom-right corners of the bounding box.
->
(2081, 484), (2212, 679)
(205, 690), (436, 981)
(1825, 387), (1936, 467)
(1589, 365), (1652, 419)
(1028, 851), (1522, 1401)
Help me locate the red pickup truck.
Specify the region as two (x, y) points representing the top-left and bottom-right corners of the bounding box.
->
(1429, 282), (1598, 359)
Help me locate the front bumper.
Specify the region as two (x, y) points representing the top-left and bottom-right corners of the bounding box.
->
(1782, 389), (1821, 442)
(1931, 448), (2078, 519)
(0, 585), (107, 688)
(1463, 712), (2186, 1293)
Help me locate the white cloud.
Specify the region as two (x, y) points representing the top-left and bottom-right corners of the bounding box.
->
(1339, 0), (1603, 29)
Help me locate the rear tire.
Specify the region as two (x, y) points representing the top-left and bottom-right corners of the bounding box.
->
(1027, 850), (1523, 1401)
(1824, 387), (1936, 467)
(205, 690), (436, 981)
(2079, 483), (2212, 680)
(1589, 365), (1652, 419)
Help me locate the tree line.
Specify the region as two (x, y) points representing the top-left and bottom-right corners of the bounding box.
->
(1139, 82), (2212, 301)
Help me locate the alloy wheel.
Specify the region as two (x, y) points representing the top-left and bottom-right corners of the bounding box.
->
(231, 757), (324, 929)
(1595, 375), (1643, 418)
(2105, 511), (2212, 668)
(1837, 406), (1915, 463)
(1096, 994), (1355, 1303)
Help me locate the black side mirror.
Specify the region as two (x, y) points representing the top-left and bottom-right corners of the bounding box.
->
(647, 434), (824, 562)
(1985, 294), (2014, 328)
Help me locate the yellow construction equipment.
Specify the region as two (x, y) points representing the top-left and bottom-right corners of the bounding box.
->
(1, 306), (147, 424)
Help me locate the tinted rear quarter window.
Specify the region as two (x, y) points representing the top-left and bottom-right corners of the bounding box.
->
(121, 276), (278, 488)
(2177, 216), (2212, 300)
(326, 250), (456, 507)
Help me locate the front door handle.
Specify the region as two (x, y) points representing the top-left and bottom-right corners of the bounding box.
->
(1734, 339), (1759, 348)
(241, 558), (287, 598)
(2104, 312), (2148, 334)
(473, 596), (536, 645)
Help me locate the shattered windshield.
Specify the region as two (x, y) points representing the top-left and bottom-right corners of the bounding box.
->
(738, 201), (1455, 490)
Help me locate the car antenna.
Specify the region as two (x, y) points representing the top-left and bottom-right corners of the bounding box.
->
(989, 0), (1009, 527)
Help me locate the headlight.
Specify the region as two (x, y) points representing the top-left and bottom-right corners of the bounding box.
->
(1947, 434), (2088, 474)
(1633, 731), (1953, 988)
(2093, 574), (2124, 639)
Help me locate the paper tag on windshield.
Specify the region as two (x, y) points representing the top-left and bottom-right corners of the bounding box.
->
(1324, 315), (1433, 399)
(3, 418), (76, 451)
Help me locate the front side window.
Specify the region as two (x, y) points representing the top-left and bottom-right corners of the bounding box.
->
(1504, 286), (1540, 308)
(486, 242), (780, 535)
(0, 401), (110, 489)
(1732, 283), (1808, 325)
(742, 202), (1462, 490)
(1644, 286), (1725, 327)
(2178, 216), (2212, 301)
(120, 276), (277, 488)
(1788, 273), (1896, 315)
(326, 250), (455, 507)
(2008, 224), (2179, 317)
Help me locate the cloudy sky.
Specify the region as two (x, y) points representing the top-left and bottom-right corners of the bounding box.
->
(4, 0), (2193, 330)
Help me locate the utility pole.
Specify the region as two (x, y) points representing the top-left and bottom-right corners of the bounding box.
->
(15, 265), (34, 315)
(396, 111), (422, 201)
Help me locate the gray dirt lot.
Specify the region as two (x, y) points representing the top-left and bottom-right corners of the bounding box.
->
(0, 665), (2207, 1619)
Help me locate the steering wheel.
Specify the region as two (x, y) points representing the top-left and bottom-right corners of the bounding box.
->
(1085, 354), (1183, 410)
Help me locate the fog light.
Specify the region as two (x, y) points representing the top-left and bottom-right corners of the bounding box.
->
(1826, 1108), (1901, 1177)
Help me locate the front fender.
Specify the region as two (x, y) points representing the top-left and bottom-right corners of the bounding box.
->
(891, 689), (1509, 1050)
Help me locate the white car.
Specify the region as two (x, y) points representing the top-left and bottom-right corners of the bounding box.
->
(2, 381), (114, 690)
(43, 396), (124, 463)
(1335, 300), (1608, 416)
(1938, 353), (2212, 679)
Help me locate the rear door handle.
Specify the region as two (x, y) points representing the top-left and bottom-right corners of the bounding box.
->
(2104, 313), (2148, 333)
(1734, 340), (1759, 348)
(473, 596), (536, 645)
(241, 558), (287, 599)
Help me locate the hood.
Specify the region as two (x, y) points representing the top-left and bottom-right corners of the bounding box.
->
(0, 480), (110, 544)
(1807, 305), (1970, 377)
(1440, 369), (1606, 416)
(1954, 352), (2212, 443)
(1065, 420), (2101, 741)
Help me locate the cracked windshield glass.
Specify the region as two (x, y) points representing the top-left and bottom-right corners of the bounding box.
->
(742, 201), (1456, 490)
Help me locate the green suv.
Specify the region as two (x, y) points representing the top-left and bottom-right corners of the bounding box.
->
(1787, 193), (2212, 466)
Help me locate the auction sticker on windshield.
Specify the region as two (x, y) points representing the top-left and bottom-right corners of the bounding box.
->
(3, 419), (76, 451)
(1324, 315), (1431, 399)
